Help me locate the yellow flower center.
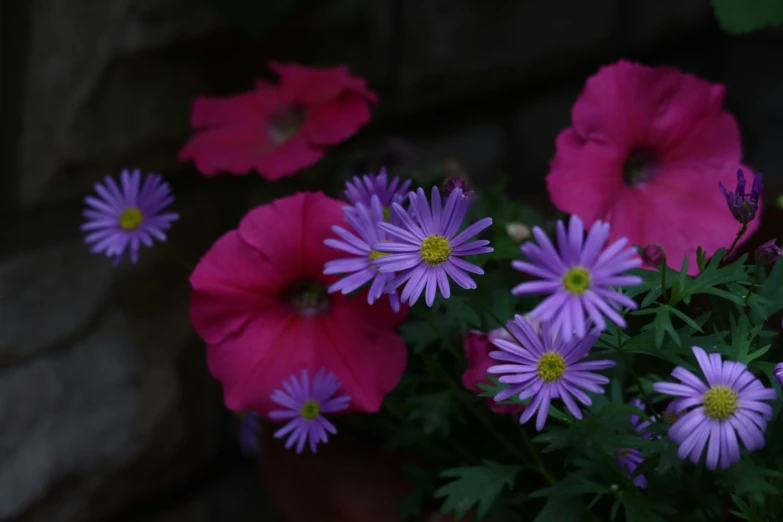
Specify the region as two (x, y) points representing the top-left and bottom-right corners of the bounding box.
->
(368, 249), (389, 262)
(299, 399), (321, 421)
(420, 234), (451, 265)
(118, 206), (144, 230)
(703, 385), (738, 421)
(536, 352), (566, 382)
(562, 266), (591, 295)
(615, 449), (630, 458)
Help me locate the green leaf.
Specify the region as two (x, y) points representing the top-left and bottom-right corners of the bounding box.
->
(398, 463), (437, 520)
(531, 493), (583, 521)
(640, 305), (680, 349)
(696, 246), (708, 272)
(440, 295), (482, 329)
(730, 313), (765, 364)
(530, 476), (606, 498)
(408, 391), (465, 437)
(400, 321), (439, 353)
(668, 306), (704, 333)
(434, 461), (521, 520)
(681, 249), (750, 304)
(711, 0), (783, 34)
(759, 257), (783, 318)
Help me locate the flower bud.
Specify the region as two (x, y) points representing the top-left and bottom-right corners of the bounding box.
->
(442, 175), (473, 199)
(756, 238), (782, 265)
(642, 244), (665, 266)
(774, 363), (783, 389)
(505, 222), (531, 242)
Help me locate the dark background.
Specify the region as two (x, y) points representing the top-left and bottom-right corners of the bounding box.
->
(0, 0), (781, 521)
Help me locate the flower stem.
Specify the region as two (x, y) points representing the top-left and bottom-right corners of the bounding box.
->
(659, 253), (668, 304)
(725, 223), (748, 259)
(476, 304), (558, 484)
(514, 420), (557, 485)
(614, 328), (658, 428)
(483, 305), (515, 339)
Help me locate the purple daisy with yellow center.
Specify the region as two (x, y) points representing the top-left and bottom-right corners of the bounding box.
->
(269, 368), (350, 454)
(653, 346), (776, 470)
(324, 195), (401, 311)
(81, 169), (179, 264)
(512, 215), (641, 339)
(487, 315), (615, 431)
(372, 186), (493, 306)
(344, 167), (412, 212)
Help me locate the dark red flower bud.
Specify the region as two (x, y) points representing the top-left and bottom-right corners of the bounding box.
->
(642, 244), (665, 266)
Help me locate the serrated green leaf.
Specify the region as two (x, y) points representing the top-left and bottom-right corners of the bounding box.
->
(408, 391), (465, 437)
(398, 463), (437, 520)
(400, 321), (439, 353)
(443, 295), (483, 329)
(435, 461), (520, 520)
(730, 313), (765, 363)
(711, 0), (783, 34)
(759, 257), (783, 318)
(640, 306), (680, 349)
(668, 306), (704, 333)
(533, 494), (582, 522)
(530, 475), (607, 498)
(681, 249), (750, 304)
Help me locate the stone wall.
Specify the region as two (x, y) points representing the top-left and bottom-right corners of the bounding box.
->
(0, 0), (781, 520)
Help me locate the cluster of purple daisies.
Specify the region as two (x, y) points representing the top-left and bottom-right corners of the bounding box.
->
(80, 168), (783, 466)
(325, 169), (493, 308)
(486, 207), (780, 483)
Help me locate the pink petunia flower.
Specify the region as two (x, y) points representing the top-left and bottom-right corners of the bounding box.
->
(179, 62), (377, 180)
(189, 192), (407, 415)
(546, 60), (759, 275)
(462, 328), (526, 415)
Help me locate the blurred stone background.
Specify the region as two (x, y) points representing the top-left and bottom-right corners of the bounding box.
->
(0, 0), (781, 520)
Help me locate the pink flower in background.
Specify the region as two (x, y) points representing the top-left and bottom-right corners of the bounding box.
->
(546, 60), (758, 275)
(179, 62), (377, 180)
(189, 192), (406, 416)
(462, 329), (525, 414)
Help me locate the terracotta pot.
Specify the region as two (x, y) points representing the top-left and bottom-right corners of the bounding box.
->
(258, 420), (473, 522)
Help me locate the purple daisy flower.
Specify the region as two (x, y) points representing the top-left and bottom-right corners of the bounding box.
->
(652, 346), (777, 470)
(775, 363), (783, 388)
(372, 186), (493, 307)
(268, 368), (350, 454)
(719, 169), (763, 224)
(487, 315), (615, 431)
(511, 215), (642, 340)
(344, 167), (412, 211)
(615, 399), (652, 488)
(323, 195), (401, 312)
(81, 169), (179, 264)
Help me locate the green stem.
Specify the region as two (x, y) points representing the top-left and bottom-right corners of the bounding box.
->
(725, 223), (748, 259)
(659, 254), (668, 304)
(458, 393), (537, 470)
(472, 306), (557, 484)
(483, 305), (515, 339)
(384, 396), (475, 464)
(614, 328), (658, 428)
(514, 421), (557, 485)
